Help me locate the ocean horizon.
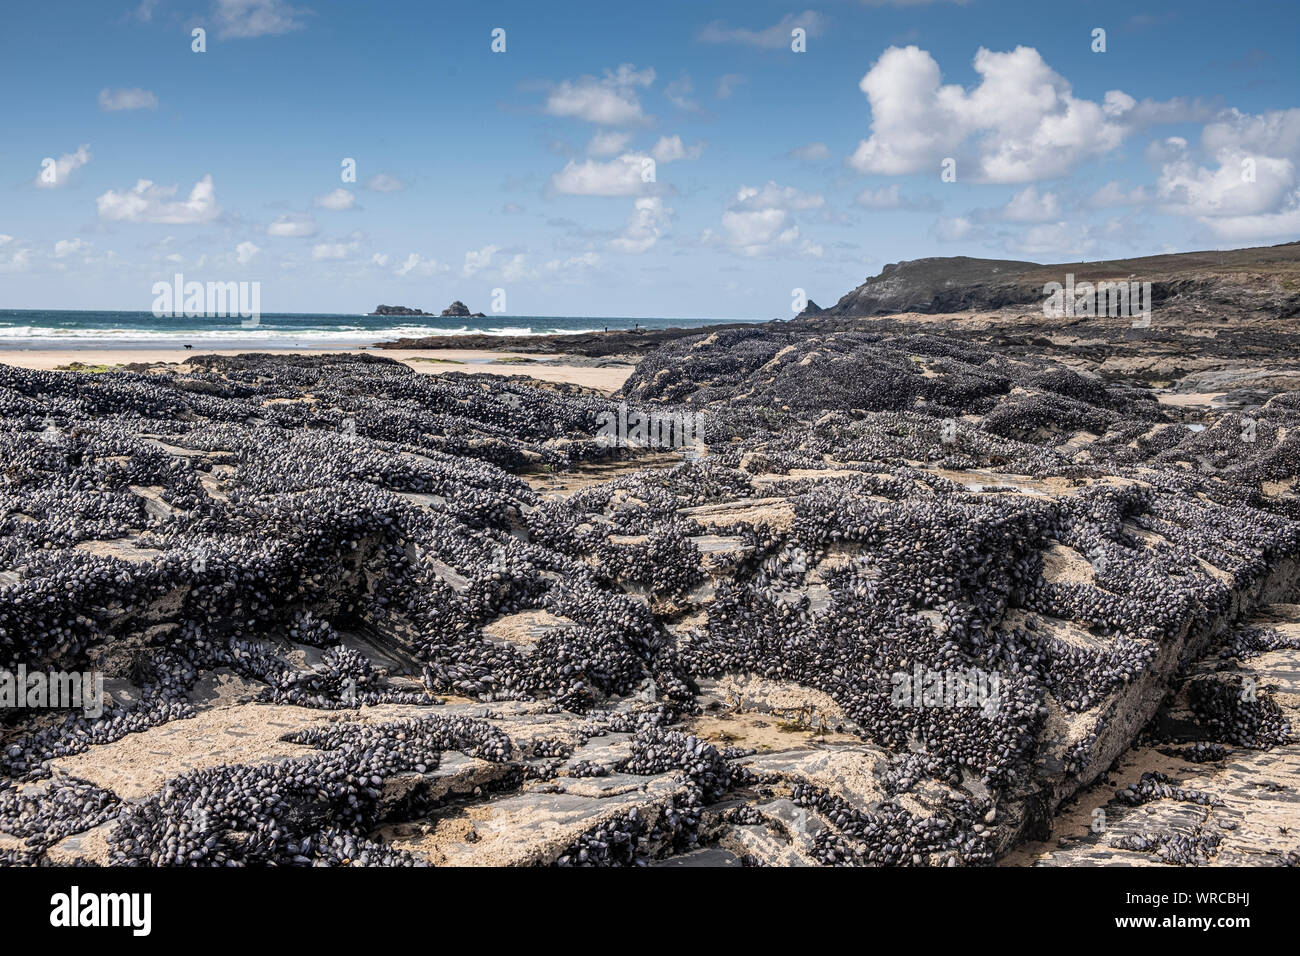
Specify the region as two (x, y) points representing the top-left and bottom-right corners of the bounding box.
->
(0, 309), (765, 350)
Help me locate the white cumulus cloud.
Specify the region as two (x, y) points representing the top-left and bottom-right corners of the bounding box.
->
(0, 247), (33, 274)
(313, 188), (356, 210)
(462, 245), (500, 278)
(34, 145), (91, 189)
(931, 216), (976, 242)
(1000, 185), (1061, 221)
(611, 197), (672, 254)
(651, 135), (703, 163)
(1063, 106), (1300, 239)
(1145, 107), (1300, 239)
(1189, 192), (1300, 240)
(1201, 108), (1300, 159)
(544, 64), (655, 126)
(734, 182), (825, 211)
(266, 213), (317, 237)
(588, 131), (631, 157)
(718, 181), (824, 258)
(395, 253), (446, 277)
(848, 45), (1142, 183)
(550, 154), (654, 197)
(1157, 152), (1294, 218)
(97, 174), (219, 224)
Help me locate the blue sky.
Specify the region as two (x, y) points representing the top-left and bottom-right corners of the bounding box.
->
(2, 0), (1298, 318)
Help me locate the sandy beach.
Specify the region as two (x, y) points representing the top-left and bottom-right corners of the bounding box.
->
(0, 347), (634, 394)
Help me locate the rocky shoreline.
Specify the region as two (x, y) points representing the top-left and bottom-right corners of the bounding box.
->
(5, 249), (1300, 867)
(375, 322), (772, 358)
(374, 240), (1300, 359)
(802, 240), (1300, 320)
(2, 316), (1299, 866)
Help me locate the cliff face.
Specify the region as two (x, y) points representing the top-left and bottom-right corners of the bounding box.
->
(808, 241), (1300, 320)
(806, 256), (1039, 316)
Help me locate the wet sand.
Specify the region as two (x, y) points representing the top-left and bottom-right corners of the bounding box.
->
(0, 347), (634, 394)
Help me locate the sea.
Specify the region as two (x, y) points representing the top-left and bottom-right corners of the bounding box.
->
(0, 310), (755, 350)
